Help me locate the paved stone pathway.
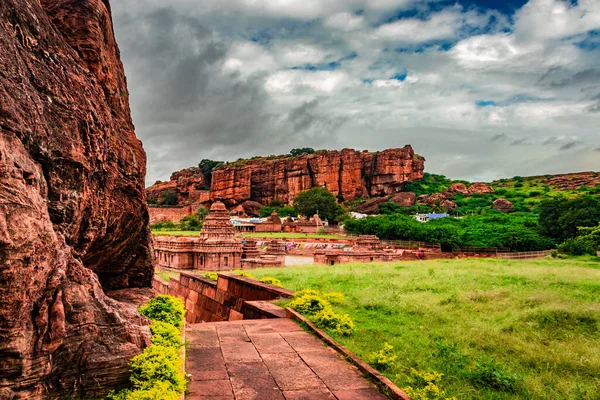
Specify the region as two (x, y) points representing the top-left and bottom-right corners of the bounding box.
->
(186, 318), (387, 399)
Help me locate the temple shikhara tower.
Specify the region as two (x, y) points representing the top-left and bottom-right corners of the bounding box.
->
(196, 201), (243, 269)
(154, 201), (243, 270)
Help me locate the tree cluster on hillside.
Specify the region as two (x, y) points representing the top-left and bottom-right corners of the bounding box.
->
(294, 187), (348, 225)
(198, 159), (224, 185)
(290, 148), (315, 157)
(344, 213), (554, 252)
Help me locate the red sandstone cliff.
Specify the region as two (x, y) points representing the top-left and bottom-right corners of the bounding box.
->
(211, 147), (424, 205)
(0, 0), (153, 398)
(147, 147), (425, 206)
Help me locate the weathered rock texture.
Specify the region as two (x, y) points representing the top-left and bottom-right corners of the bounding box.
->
(146, 168), (210, 205)
(212, 147), (424, 205)
(492, 198), (515, 213)
(148, 147), (425, 207)
(0, 0), (153, 397)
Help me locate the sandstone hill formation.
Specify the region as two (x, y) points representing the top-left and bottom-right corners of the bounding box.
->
(0, 0), (153, 398)
(147, 146), (425, 207)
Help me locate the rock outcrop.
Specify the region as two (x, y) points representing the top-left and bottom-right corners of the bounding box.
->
(468, 182), (495, 195)
(389, 192), (417, 208)
(355, 197), (389, 214)
(147, 168), (210, 204)
(492, 198), (515, 213)
(211, 147), (424, 206)
(0, 0), (153, 397)
(148, 147), (425, 207)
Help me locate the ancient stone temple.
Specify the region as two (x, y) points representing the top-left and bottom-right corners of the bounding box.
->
(154, 201), (243, 270)
(197, 201), (243, 269)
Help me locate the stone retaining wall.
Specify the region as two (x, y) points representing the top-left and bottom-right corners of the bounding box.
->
(153, 273), (293, 324)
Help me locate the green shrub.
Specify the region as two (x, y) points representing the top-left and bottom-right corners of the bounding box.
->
(311, 308), (355, 335)
(129, 345), (185, 393)
(107, 381), (180, 400)
(402, 369), (453, 400)
(260, 276), (282, 286)
(368, 342), (398, 371)
(294, 289), (320, 297)
(288, 294), (331, 315)
(465, 357), (522, 393)
(322, 292), (345, 305)
(139, 295), (185, 330)
(204, 272), (218, 281)
(149, 321), (182, 349)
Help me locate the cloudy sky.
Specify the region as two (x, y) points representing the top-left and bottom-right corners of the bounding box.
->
(110, 0), (600, 185)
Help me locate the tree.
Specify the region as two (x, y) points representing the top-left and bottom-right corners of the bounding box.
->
(539, 196), (600, 241)
(159, 190), (178, 206)
(290, 148), (315, 157)
(559, 223), (600, 255)
(294, 187), (342, 223)
(195, 206), (209, 220)
(198, 159), (223, 185)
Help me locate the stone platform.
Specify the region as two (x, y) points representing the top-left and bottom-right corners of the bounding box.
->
(186, 319), (386, 400)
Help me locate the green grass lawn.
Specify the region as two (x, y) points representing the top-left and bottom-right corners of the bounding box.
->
(152, 230), (346, 239)
(249, 258), (600, 399)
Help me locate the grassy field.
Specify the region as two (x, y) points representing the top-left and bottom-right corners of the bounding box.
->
(152, 230), (346, 239)
(249, 258), (600, 399)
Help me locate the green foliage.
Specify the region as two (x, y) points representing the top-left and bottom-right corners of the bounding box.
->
(204, 272), (218, 281)
(464, 357), (523, 393)
(403, 369), (455, 400)
(290, 148), (315, 157)
(260, 276), (282, 286)
(195, 206), (209, 220)
(289, 290), (354, 335)
(106, 381), (180, 400)
(294, 187), (346, 224)
(559, 223), (600, 255)
(149, 321), (182, 349)
(159, 190), (178, 206)
(344, 213), (555, 251)
(322, 292), (345, 305)
(538, 196), (600, 241)
(311, 308), (355, 335)
(404, 173), (454, 196)
(139, 295), (185, 330)
(317, 228), (328, 235)
(178, 214), (203, 231)
(198, 159), (223, 184)
(150, 220), (176, 231)
(368, 342), (398, 370)
(259, 206), (275, 217)
(277, 206), (297, 217)
(129, 345), (185, 393)
(288, 294), (331, 315)
(147, 197), (159, 205)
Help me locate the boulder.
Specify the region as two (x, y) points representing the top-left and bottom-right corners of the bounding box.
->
(0, 0), (153, 397)
(492, 198), (515, 213)
(447, 183), (469, 195)
(442, 200), (457, 211)
(355, 197), (388, 214)
(468, 183), (495, 195)
(241, 200), (263, 217)
(390, 192), (417, 207)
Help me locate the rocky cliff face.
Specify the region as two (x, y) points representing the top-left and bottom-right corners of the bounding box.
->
(147, 168), (210, 204)
(0, 0), (153, 397)
(204, 147), (424, 206)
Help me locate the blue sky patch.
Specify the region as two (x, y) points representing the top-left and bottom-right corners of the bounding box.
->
(291, 52), (358, 71)
(476, 100), (497, 107)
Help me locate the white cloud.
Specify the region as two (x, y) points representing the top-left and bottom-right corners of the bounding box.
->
(111, 0), (600, 183)
(375, 8), (462, 42)
(265, 70), (353, 93)
(514, 0), (600, 41)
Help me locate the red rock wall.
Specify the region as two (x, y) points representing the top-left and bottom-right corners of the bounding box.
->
(154, 273), (293, 323)
(0, 0), (153, 397)
(210, 147), (425, 205)
(149, 205), (199, 224)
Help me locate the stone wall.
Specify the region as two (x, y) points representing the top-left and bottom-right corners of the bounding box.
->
(149, 205), (197, 224)
(153, 273), (293, 324)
